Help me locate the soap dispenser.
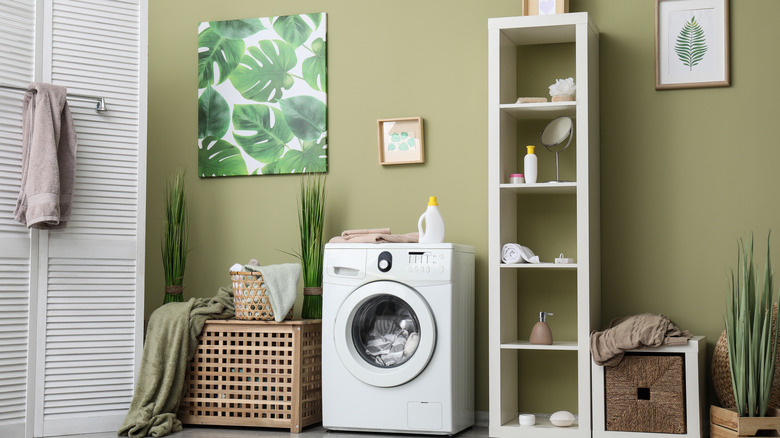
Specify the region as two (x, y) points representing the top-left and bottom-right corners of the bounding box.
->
(529, 312), (553, 345)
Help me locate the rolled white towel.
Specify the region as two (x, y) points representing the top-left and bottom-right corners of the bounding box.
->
(501, 243), (540, 264)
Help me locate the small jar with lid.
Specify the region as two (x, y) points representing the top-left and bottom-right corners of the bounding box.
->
(509, 173), (525, 184)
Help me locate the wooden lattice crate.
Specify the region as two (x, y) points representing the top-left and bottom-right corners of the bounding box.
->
(179, 319), (322, 432)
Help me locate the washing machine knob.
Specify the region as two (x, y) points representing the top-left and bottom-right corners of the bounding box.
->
(378, 251), (392, 272)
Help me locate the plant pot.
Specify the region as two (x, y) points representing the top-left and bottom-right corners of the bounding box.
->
(710, 405), (780, 437)
(164, 285), (184, 304)
(552, 94), (574, 102)
(302, 286), (322, 319)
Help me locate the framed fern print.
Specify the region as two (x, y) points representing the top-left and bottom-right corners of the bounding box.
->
(655, 0), (729, 90)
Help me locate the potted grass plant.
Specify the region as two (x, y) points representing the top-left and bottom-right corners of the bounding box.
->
(296, 174), (326, 319)
(161, 169), (189, 304)
(711, 234), (780, 437)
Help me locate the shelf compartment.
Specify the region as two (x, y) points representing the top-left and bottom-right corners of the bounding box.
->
(500, 263), (577, 270)
(500, 340), (578, 350)
(499, 182), (576, 194)
(499, 101), (576, 120)
(501, 415), (580, 430)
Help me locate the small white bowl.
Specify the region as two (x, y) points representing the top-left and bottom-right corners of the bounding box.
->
(518, 414), (535, 426)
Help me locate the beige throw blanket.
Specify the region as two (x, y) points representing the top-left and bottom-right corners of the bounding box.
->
(590, 313), (691, 366)
(118, 287), (234, 438)
(14, 82), (77, 229)
(329, 228), (419, 243)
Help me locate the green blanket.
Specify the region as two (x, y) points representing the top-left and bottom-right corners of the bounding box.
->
(118, 287), (234, 438)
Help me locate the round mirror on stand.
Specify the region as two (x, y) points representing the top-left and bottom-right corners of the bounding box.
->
(540, 116), (574, 183)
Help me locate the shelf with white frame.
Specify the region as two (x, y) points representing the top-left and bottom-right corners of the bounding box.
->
(488, 12), (599, 438)
(500, 101), (576, 120)
(500, 341), (578, 351)
(499, 182), (577, 194)
(500, 263), (578, 270)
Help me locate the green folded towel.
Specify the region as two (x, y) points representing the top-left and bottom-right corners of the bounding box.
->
(118, 286), (234, 438)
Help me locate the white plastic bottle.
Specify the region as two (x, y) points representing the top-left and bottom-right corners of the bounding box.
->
(524, 145), (538, 184)
(418, 196), (445, 244)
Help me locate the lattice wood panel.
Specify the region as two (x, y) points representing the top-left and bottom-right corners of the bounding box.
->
(179, 319), (322, 432)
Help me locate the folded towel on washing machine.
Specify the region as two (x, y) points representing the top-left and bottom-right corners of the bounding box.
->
(365, 315), (418, 366)
(329, 228), (419, 243)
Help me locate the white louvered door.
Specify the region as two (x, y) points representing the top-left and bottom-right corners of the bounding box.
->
(0, 0), (147, 437)
(0, 1), (37, 438)
(34, 0), (147, 436)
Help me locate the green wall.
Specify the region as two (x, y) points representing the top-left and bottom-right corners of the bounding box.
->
(147, 0), (780, 412)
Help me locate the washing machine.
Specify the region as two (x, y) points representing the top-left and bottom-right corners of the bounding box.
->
(322, 243), (475, 435)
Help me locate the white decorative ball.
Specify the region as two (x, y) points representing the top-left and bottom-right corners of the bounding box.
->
(550, 411), (575, 427)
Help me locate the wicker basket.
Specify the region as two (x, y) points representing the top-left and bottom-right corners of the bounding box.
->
(712, 303), (779, 410)
(605, 353), (687, 434)
(231, 271), (293, 321)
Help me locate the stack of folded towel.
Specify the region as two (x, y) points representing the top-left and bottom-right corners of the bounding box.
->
(329, 228), (419, 243)
(230, 259), (300, 322)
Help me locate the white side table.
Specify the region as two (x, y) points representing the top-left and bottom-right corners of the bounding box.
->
(591, 336), (706, 438)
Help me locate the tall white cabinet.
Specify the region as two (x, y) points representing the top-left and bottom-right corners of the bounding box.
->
(0, 1), (147, 437)
(488, 13), (599, 438)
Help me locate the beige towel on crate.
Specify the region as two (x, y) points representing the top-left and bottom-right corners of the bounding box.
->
(329, 228), (419, 243)
(589, 313), (691, 367)
(14, 82), (77, 229)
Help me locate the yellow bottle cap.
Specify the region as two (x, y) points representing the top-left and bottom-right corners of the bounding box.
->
(526, 145), (535, 154)
(428, 196), (438, 206)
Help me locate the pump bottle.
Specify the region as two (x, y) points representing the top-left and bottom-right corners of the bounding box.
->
(529, 312), (553, 345)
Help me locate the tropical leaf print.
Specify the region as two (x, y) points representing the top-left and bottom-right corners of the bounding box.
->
(302, 38), (327, 92)
(273, 15), (313, 48)
(197, 13), (327, 177)
(199, 136), (248, 176)
(674, 16), (707, 71)
(211, 18), (265, 39)
(232, 104), (294, 163)
(198, 87), (230, 139)
(279, 96), (326, 142)
(229, 40), (297, 103)
(198, 27), (245, 88)
(274, 136), (328, 173)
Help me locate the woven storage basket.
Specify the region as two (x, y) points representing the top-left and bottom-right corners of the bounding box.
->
(605, 352), (686, 434)
(231, 271), (293, 321)
(712, 303), (779, 410)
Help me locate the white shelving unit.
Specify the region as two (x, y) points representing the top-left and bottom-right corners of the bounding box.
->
(488, 13), (599, 438)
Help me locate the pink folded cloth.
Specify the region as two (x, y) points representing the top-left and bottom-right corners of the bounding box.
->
(341, 228), (391, 238)
(329, 228), (419, 243)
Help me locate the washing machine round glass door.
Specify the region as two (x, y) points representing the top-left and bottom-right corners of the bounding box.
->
(333, 280), (436, 388)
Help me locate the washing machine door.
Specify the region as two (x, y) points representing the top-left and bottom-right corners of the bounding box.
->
(333, 280), (436, 388)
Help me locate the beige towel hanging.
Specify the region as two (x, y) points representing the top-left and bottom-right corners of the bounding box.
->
(14, 82), (77, 229)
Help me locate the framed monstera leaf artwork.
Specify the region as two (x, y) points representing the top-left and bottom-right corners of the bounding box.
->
(655, 0), (729, 90)
(198, 13), (327, 177)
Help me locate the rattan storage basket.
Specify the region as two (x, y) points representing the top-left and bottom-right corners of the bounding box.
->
(605, 352), (686, 434)
(712, 304), (780, 410)
(231, 271), (293, 321)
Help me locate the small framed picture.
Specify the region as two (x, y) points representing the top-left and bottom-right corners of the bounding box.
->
(377, 117), (425, 165)
(655, 0), (730, 90)
(524, 0), (569, 15)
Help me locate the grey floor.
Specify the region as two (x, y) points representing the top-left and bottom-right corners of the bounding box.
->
(59, 425), (489, 438)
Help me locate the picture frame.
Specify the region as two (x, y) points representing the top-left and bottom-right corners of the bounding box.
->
(655, 0), (730, 90)
(377, 117), (425, 165)
(524, 0), (569, 16)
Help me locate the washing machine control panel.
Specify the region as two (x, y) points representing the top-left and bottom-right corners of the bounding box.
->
(394, 250), (449, 278)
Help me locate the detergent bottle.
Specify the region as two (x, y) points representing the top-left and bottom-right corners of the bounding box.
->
(418, 196), (445, 244)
